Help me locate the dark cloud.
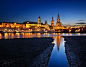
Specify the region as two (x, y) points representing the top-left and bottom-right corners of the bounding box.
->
(76, 22), (86, 24)
(78, 20), (85, 21)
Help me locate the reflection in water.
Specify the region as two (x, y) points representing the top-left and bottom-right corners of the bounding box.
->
(16, 33), (20, 38)
(69, 33), (72, 36)
(78, 33), (80, 35)
(37, 33), (41, 38)
(4, 33), (8, 39)
(0, 33), (2, 39)
(66, 33), (68, 35)
(0, 33), (86, 39)
(56, 36), (61, 51)
(11, 33), (14, 39)
(21, 33), (25, 38)
(48, 36), (69, 67)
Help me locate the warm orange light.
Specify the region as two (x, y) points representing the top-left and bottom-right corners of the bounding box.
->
(0, 33), (2, 39)
(69, 29), (71, 33)
(52, 42), (54, 44)
(78, 33), (80, 35)
(0, 33), (1, 36)
(56, 36), (61, 51)
(22, 33), (24, 35)
(69, 33), (72, 35)
(11, 33), (14, 38)
(14, 23), (16, 25)
(37, 33), (41, 35)
(44, 33), (45, 35)
(6, 25), (9, 27)
(53, 33), (55, 35)
(66, 33), (68, 35)
(9, 33), (11, 36)
(21, 33), (24, 38)
(16, 33), (20, 38)
(4, 33), (8, 39)
(16, 26), (19, 28)
(59, 33), (60, 35)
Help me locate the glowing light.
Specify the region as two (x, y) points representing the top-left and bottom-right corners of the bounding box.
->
(37, 33), (41, 35)
(0, 33), (2, 39)
(4, 33), (8, 39)
(44, 33), (45, 35)
(9, 33), (11, 36)
(66, 33), (68, 35)
(78, 33), (80, 35)
(21, 33), (24, 38)
(11, 33), (14, 38)
(0, 33), (1, 36)
(69, 33), (72, 35)
(69, 29), (71, 33)
(52, 42), (54, 44)
(37, 33), (41, 38)
(59, 33), (61, 35)
(16, 33), (20, 38)
(53, 33), (55, 35)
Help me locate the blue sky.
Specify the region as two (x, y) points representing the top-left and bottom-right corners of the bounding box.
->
(0, 0), (86, 25)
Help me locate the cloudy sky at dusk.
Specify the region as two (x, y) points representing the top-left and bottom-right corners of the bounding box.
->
(0, 0), (86, 25)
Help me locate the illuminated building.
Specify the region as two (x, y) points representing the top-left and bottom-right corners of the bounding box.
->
(23, 16), (50, 30)
(51, 15), (54, 26)
(53, 13), (65, 31)
(0, 22), (25, 28)
(0, 14), (84, 33)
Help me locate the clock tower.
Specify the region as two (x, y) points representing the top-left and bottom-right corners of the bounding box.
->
(51, 15), (54, 26)
(56, 13), (61, 26)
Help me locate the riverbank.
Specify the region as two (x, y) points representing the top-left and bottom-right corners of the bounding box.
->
(64, 36), (86, 67)
(0, 37), (54, 67)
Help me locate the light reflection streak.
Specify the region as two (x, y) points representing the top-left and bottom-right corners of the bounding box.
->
(4, 33), (8, 39)
(63, 33), (64, 35)
(66, 33), (68, 36)
(69, 33), (72, 36)
(37, 33), (41, 38)
(0, 33), (2, 39)
(56, 36), (61, 51)
(16, 33), (20, 38)
(11, 33), (14, 38)
(21, 33), (24, 38)
(0, 33), (86, 39)
(78, 33), (80, 35)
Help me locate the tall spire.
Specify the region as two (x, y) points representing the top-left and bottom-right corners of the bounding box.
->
(51, 14), (54, 26)
(52, 14), (53, 21)
(58, 13), (59, 19)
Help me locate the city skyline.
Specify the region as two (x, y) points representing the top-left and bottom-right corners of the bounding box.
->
(0, 0), (86, 25)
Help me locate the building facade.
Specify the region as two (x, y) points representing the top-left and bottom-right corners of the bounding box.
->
(0, 13), (65, 32)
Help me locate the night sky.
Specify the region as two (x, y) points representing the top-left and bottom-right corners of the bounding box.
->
(0, 0), (86, 25)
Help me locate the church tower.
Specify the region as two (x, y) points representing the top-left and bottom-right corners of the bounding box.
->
(38, 16), (41, 24)
(51, 15), (54, 26)
(56, 13), (61, 26)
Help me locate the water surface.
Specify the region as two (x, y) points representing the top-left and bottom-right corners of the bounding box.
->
(48, 36), (69, 67)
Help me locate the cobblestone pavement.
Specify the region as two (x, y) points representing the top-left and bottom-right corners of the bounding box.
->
(64, 36), (86, 67)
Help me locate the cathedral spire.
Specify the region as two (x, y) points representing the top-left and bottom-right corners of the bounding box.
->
(52, 14), (53, 21)
(51, 14), (54, 26)
(58, 13), (59, 19)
